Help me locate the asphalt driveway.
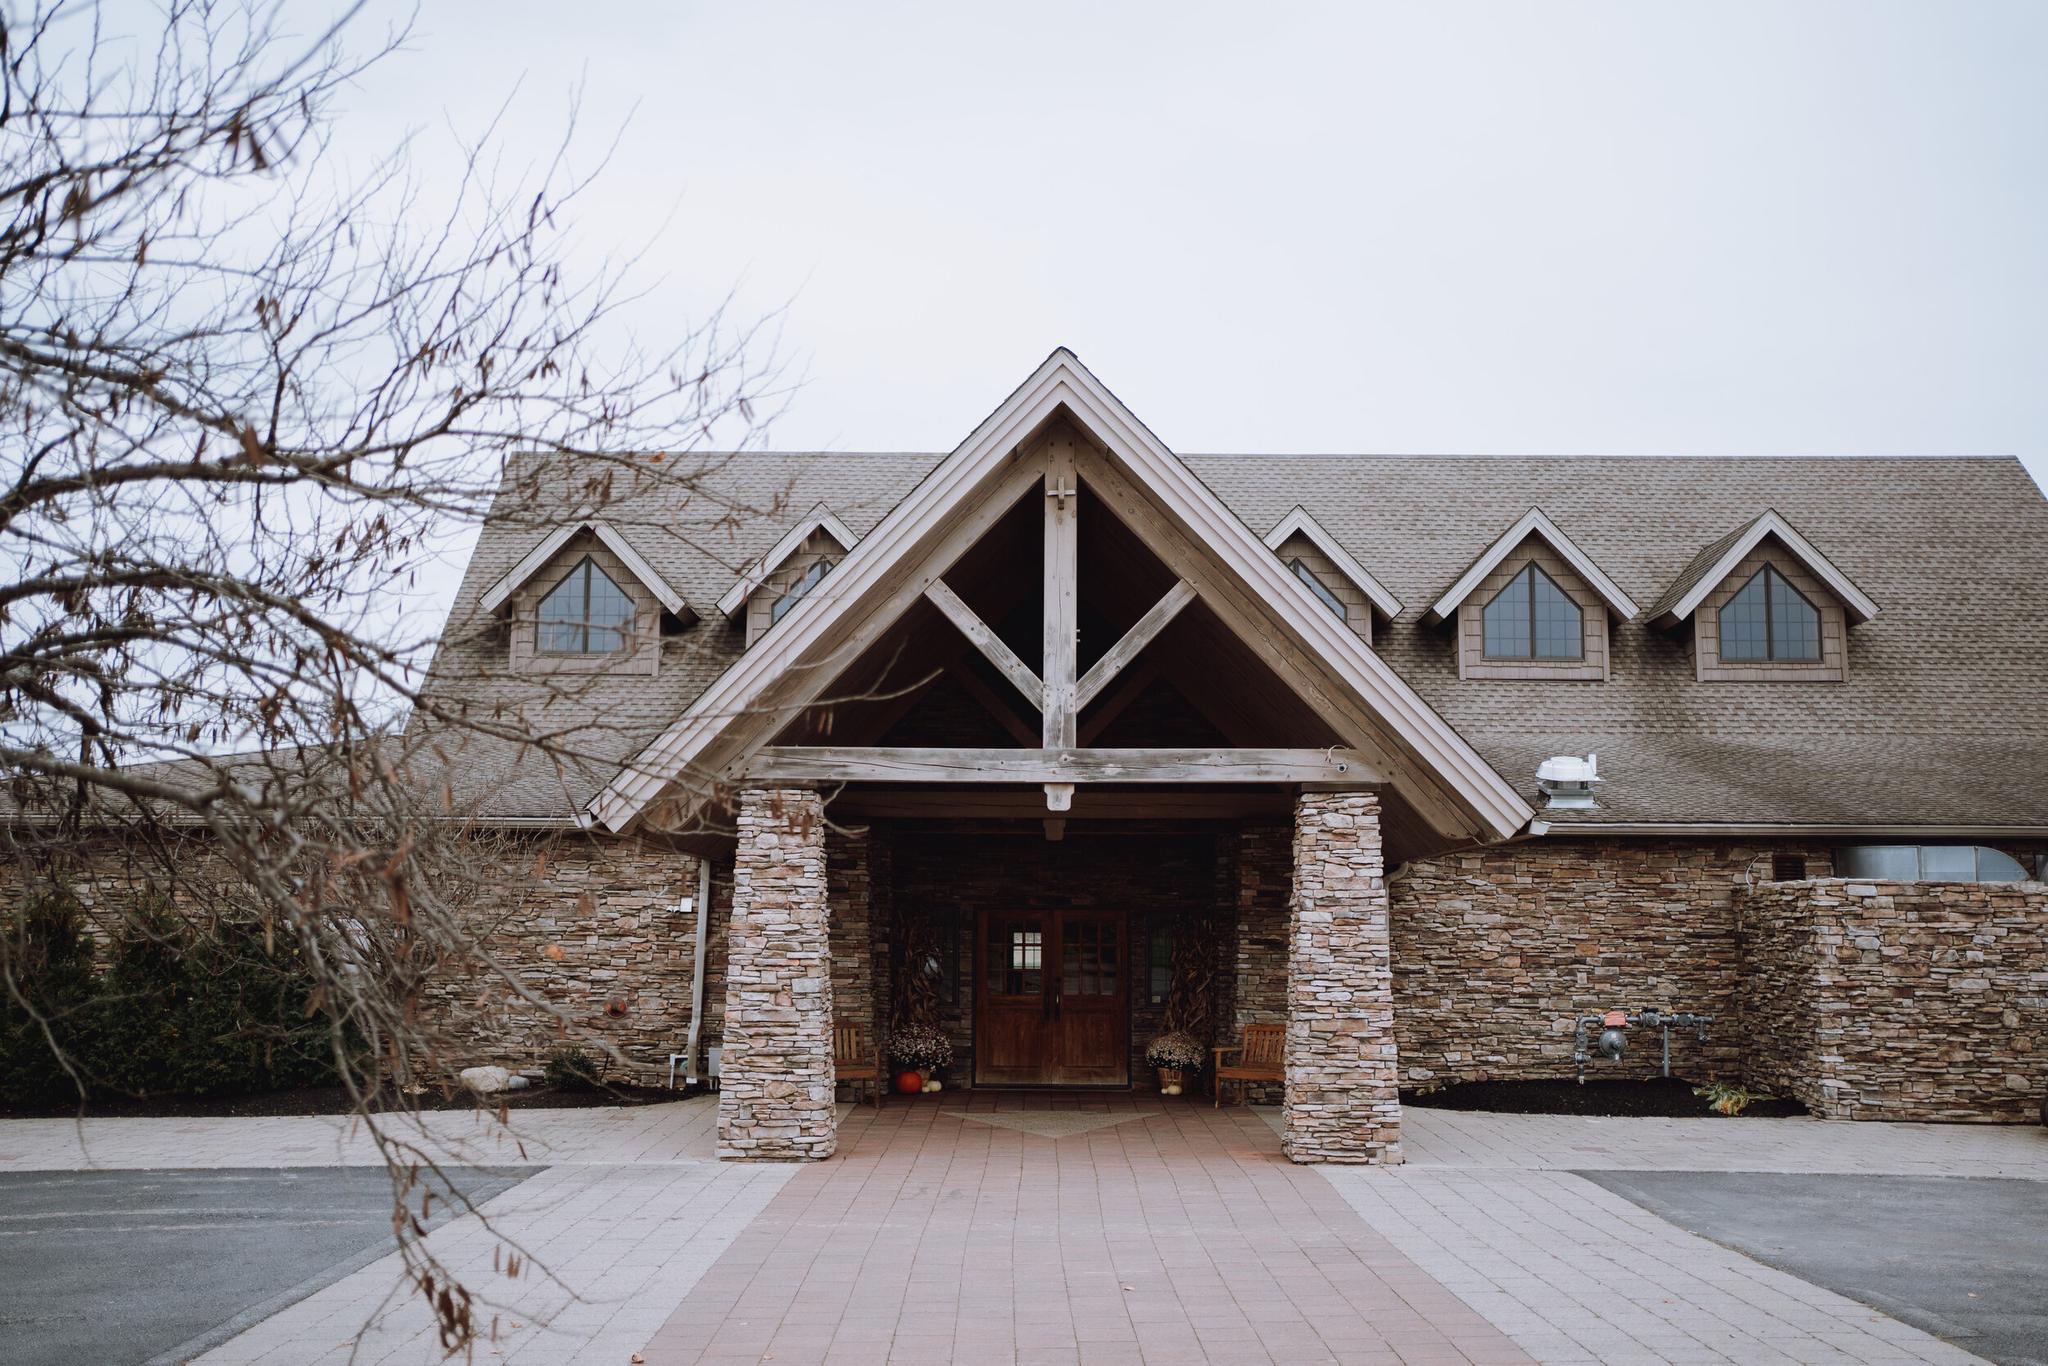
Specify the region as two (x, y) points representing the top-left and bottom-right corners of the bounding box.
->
(0, 1165), (535, 1365)
(1582, 1169), (2048, 1366)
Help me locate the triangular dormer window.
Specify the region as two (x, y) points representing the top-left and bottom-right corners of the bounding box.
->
(538, 556), (635, 654)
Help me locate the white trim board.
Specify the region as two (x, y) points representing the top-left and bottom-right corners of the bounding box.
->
(1263, 506), (1403, 621)
(478, 516), (691, 619)
(714, 504), (860, 620)
(586, 349), (1534, 842)
(1653, 509), (1879, 626)
(1427, 508), (1639, 624)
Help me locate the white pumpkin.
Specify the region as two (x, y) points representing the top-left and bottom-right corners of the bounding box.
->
(1164, 1084), (1182, 1096)
(928, 1079), (944, 1092)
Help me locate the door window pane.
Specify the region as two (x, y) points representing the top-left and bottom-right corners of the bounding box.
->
(986, 921), (1040, 996)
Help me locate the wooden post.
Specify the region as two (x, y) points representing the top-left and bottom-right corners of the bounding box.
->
(1042, 435), (1079, 809)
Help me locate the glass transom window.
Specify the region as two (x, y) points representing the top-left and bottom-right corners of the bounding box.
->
(537, 557), (634, 654)
(770, 557), (834, 624)
(1719, 565), (1820, 662)
(1288, 558), (1347, 622)
(1482, 564), (1583, 660)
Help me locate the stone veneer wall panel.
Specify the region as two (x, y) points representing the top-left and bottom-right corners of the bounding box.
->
(1389, 838), (1834, 1087)
(1230, 825), (1292, 1102)
(1284, 792), (1401, 1164)
(718, 788), (836, 1160)
(826, 828), (877, 1043)
(1738, 878), (2048, 1122)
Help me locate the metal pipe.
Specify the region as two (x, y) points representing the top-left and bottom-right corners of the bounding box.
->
(683, 855), (713, 1086)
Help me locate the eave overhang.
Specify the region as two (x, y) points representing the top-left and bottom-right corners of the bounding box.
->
(586, 349), (1535, 844)
(478, 515), (693, 621)
(1426, 508), (1639, 624)
(714, 504), (860, 620)
(1263, 505), (1404, 622)
(1647, 510), (1879, 628)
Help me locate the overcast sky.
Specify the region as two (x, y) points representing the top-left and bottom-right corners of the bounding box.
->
(340, 2), (2047, 494)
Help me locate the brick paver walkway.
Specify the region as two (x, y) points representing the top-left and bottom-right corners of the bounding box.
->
(641, 1093), (1530, 1366)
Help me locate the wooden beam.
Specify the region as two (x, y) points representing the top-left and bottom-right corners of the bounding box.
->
(1075, 580), (1196, 712)
(1071, 445), (1477, 839)
(743, 746), (1383, 785)
(924, 580), (1041, 708)
(828, 785), (1295, 821)
(947, 662), (1040, 746)
(1043, 437), (1079, 748)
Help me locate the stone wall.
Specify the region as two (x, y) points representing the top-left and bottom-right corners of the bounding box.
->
(1283, 792), (1401, 1164)
(417, 833), (707, 1081)
(1387, 838), (1835, 1087)
(1229, 825), (1291, 1101)
(826, 828), (878, 1043)
(718, 788), (836, 1160)
(34, 830), (708, 1085)
(1737, 878), (2048, 1121)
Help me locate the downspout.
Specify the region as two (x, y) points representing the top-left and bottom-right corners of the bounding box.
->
(683, 855), (713, 1086)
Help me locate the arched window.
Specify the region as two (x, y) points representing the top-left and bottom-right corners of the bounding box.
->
(1719, 565), (1819, 661)
(1482, 564), (1582, 660)
(770, 557), (834, 624)
(1288, 558), (1347, 622)
(537, 557), (635, 653)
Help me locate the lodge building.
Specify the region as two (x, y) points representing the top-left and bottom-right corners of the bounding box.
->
(417, 350), (2048, 1162)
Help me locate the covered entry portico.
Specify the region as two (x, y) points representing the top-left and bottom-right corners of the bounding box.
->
(585, 351), (1533, 1165)
(721, 780), (1400, 1165)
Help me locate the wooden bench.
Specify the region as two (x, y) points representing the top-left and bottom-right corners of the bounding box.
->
(834, 1021), (884, 1109)
(1212, 1022), (1283, 1107)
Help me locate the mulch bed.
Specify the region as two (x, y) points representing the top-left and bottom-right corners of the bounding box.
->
(0, 1081), (688, 1121)
(1402, 1076), (1809, 1119)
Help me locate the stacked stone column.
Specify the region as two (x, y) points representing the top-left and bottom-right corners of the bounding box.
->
(1283, 790), (1403, 1164)
(717, 787), (837, 1161)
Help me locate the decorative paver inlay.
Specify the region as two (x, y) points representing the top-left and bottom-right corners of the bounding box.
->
(944, 1107), (1159, 1138)
(641, 1094), (1531, 1365)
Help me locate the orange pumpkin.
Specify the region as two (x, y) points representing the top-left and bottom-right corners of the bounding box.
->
(894, 1070), (926, 1095)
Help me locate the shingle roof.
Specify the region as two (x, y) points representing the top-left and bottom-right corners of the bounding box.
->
(1643, 514), (1765, 622)
(411, 451), (2048, 830)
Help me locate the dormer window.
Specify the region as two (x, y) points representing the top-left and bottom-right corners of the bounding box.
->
(1718, 565), (1819, 662)
(1289, 558), (1347, 623)
(1262, 507), (1401, 645)
(1426, 510), (1634, 682)
(1647, 512), (1873, 683)
(538, 557), (635, 654)
(771, 557), (834, 624)
(1482, 564), (1583, 661)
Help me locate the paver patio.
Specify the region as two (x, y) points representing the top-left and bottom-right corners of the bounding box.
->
(642, 1095), (1526, 1365)
(3, 1095), (2042, 1364)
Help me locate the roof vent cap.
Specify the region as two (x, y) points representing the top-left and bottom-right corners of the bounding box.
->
(1536, 753), (1601, 809)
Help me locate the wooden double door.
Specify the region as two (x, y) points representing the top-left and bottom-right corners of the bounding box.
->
(973, 909), (1129, 1086)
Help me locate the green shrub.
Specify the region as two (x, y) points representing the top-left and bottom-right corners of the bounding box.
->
(2, 882), (354, 1105)
(543, 1046), (604, 1092)
(0, 886), (100, 1104)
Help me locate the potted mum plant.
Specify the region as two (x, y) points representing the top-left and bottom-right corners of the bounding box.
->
(1145, 1030), (1204, 1095)
(889, 1022), (954, 1094)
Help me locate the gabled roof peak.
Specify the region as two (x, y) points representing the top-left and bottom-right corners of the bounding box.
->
(477, 513), (691, 620)
(1426, 508), (1640, 623)
(713, 503), (860, 620)
(1263, 505), (1404, 621)
(1647, 509), (1878, 625)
